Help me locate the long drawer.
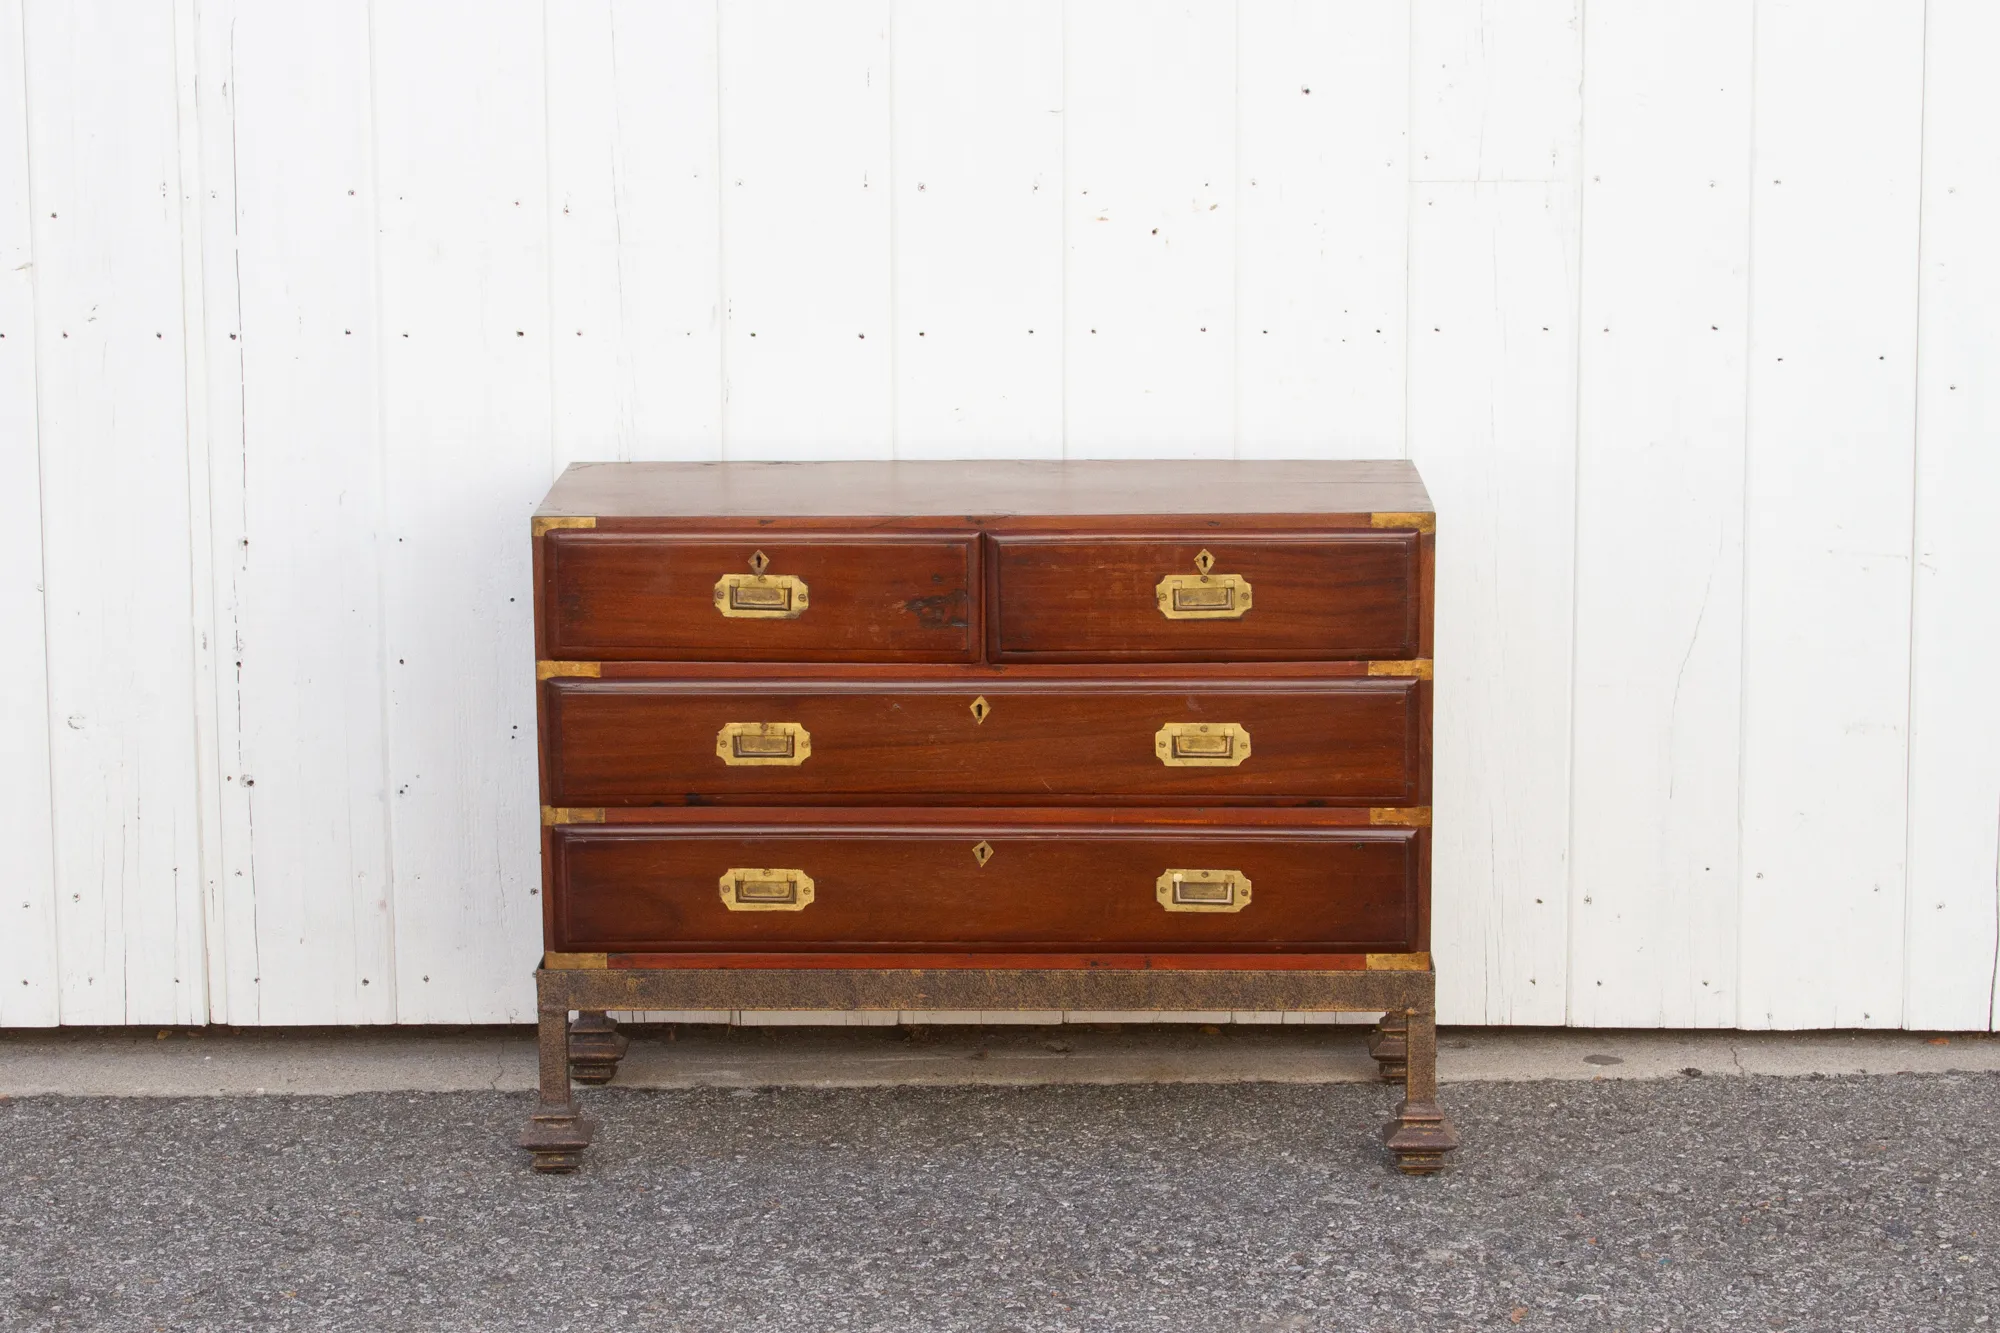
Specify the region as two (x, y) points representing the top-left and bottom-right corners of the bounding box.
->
(541, 675), (1425, 806)
(547, 817), (1422, 954)
(988, 532), (1421, 661)
(540, 530), (981, 662)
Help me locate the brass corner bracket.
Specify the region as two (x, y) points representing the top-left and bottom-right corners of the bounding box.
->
(1365, 952), (1432, 971)
(533, 516), (597, 537)
(537, 660), (602, 680)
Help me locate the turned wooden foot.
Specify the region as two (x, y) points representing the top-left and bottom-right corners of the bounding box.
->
(1367, 1011), (1408, 1083)
(520, 989), (598, 1172)
(1380, 1002), (1458, 1175)
(568, 1011), (629, 1085)
(518, 1101), (599, 1173)
(1383, 1099), (1460, 1175)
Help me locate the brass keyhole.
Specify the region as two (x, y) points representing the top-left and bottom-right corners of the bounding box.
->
(748, 550), (770, 575)
(971, 840), (995, 868)
(1193, 549), (1216, 576)
(969, 696), (990, 725)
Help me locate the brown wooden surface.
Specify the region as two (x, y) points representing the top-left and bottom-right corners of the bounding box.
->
(541, 674), (1424, 806)
(988, 531), (1420, 661)
(542, 531), (980, 662)
(580, 660), (1411, 681)
(536, 458), (1433, 519)
(579, 803), (1413, 828)
(537, 959), (1433, 1015)
(594, 951), (1391, 970)
(550, 819), (1420, 954)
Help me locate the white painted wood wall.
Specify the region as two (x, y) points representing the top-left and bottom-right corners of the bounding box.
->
(3, 0), (1995, 1031)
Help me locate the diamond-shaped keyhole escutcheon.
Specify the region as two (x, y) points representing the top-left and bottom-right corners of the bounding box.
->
(748, 550), (770, 576)
(972, 840), (995, 868)
(1193, 549), (1216, 576)
(969, 696), (990, 725)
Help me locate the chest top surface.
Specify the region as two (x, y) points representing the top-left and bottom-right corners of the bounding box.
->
(534, 458), (1433, 520)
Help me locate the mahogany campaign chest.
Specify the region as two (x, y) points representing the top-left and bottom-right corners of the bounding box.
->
(520, 459), (1455, 1174)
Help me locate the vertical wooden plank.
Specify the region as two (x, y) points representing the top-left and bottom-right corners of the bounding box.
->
(1411, 184), (1580, 1029)
(544, 1), (622, 465)
(1064, 0), (1236, 457)
(0, 0), (58, 1025)
(200, 0), (396, 1025)
(1567, 2), (1752, 1028)
(1235, 0), (1409, 458)
(718, 0), (893, 459)
(1905, 0), (2000, 1033)
(547, 0), (724, 466)
(22, 0), (207, 1024)
(891, 0), (1063, 459)
(374, 0), (551, 1023)
(175, 0), (240, 1025)
(1737, 1), (1924, 1030)
(1408, 0), (1581, 1027)
(174, 0), (247, 1027)
(1411, 0), (1581, 186)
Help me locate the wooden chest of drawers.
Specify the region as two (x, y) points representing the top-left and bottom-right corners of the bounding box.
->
(519, 460), (1456, 1175)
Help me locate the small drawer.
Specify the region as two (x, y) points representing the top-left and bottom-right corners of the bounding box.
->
(548, 818), (1421, 954)
(541, 675), (1425, 806)
(988, 532), (1420, 662)
(540, 531), (979, 662)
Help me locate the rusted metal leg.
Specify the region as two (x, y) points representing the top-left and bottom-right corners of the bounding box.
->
(1382, 993), (1458, 1176)
(517, 972), (597, 1173)
(1366, 1010), (1409, 1083)
(568, 1011), (629, 1085)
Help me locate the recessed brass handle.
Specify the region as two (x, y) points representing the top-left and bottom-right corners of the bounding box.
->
(714, 550), (809, 619)
(1154, 721), (1251, 767)
(716, 721), (812, 766)
(720, 868), (815, 911)
(1156, 868), (1252, 913)
(1155, 548), (1251, 620)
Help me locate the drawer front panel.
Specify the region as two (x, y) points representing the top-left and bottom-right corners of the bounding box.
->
(989, 533), (1420, 661)
(543, 677), (1423, 805)
(542, 532), (979, 661)
(552, 823), (1420, 952)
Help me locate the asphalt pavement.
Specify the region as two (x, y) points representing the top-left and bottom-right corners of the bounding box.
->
(2, 1047), (1994, 1331)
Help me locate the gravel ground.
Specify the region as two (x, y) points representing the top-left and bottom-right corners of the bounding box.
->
(2, 1073), (1995, 1332)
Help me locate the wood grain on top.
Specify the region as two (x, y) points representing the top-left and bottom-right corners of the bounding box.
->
(536, 459), (1432, 519)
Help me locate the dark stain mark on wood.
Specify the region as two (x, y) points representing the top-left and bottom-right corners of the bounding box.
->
(904, 589), (969, 630)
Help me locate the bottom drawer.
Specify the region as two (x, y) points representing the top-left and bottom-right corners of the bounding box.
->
(549, 815), (1422, 955)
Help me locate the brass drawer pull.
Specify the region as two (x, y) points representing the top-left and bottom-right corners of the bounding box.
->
(714, 550), (809, 619)
(1156, 868), (1252, 913)
(1154, 721), (1251, 767)
(720, 868), (815, 911)
(1155, 548), (1251, 620)
(715, 721), (812, 766)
